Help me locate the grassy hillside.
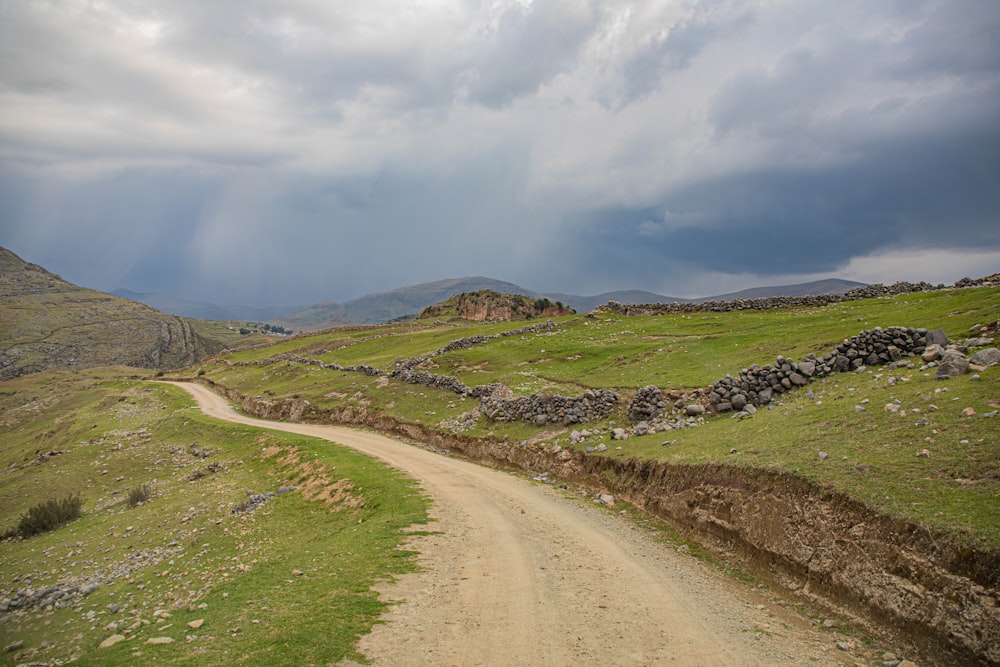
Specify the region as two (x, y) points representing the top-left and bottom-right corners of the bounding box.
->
(0, 369), (429, 665)
(0, 247), (224, 379)
(187, 286), (1000, 546)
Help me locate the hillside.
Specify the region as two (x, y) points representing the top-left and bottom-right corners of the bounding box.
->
(178, 279), (999, 663)
(0, 246), (223, 380)
(419, 290), (575, 321)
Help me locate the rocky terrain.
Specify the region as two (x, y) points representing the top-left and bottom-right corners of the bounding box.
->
(0, 246), (223, 380)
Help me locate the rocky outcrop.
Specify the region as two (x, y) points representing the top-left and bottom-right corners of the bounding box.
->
(419, 290), (575, 321)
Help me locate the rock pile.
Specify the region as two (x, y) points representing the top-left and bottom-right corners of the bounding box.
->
(627, 385), (667, 421)
(480, 389), (619, 426)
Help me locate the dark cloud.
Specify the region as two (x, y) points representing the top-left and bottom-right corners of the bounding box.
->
(1, 0), (998, 306)
(460, 1), (600, 107)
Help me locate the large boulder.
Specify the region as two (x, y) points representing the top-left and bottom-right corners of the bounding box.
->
(936, 349), (970, 379)
(969, 347), (1000, 367)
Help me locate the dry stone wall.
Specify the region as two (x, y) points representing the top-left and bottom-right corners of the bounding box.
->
(598, 276), (997, 317)
(708, 326), (933, 414)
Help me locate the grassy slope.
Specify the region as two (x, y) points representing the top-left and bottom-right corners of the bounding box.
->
(190, 286), (1000, 546)
(0, 369), (429, 665)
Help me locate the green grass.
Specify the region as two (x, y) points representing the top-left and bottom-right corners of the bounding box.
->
(0, 371), (429, 666)
(183, 286), (1000, 551)
(581, 364), (1000, 546)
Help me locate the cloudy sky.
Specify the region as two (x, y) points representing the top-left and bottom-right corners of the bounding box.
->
(1, 0), (998, 306)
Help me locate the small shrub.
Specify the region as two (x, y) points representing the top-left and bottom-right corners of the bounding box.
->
(127, 482), (153, 507)
(17, 494), (83, 538)
(196, 369), (206, 376)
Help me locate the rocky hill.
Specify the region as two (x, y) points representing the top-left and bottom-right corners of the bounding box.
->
(0, 246), (223, 380)
(419, 290), (575, 322)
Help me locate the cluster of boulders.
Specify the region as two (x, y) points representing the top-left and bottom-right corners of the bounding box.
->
(480, 388), (619, 426)
(599, 276), (997, 317)
(924, 337), (999, 380)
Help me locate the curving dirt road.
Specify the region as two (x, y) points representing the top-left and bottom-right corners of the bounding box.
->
(172, 382), (854, 666)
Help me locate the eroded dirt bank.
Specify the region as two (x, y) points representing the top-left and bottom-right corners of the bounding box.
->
(203, 380), (1000, 666)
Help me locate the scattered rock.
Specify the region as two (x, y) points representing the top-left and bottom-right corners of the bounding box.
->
(961, 407), (976, 417)
(146, 637), (174, 645)
(187, 619), (204, 629)
(4, 640), (25, 653)
(99, 635), (127, 649)
(598, 494), (616, 507)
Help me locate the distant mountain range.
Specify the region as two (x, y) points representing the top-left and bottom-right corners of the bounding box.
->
(112, 276), (867, 331)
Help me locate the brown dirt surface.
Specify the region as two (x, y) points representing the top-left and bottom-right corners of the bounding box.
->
(172, 382), (858, 666)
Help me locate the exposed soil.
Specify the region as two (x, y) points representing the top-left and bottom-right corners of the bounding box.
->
(175, 382), (888, 665)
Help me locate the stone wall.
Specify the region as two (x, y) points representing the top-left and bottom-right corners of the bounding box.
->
(708, 326), (935, 413)
(480, 388), (619, 426)
(598, 276), (998, 317)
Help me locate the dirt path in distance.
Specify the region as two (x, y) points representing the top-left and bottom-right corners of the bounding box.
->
(172, 382), (855, 666)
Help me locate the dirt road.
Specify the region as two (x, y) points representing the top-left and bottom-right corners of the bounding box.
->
(173, 382), (855, 666)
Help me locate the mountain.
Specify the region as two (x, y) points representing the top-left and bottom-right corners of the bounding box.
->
(275, 277), (546, 330)
(0, 246), (223, 380)
(111, 289), (301, 322)
(697, 279), (866, 302)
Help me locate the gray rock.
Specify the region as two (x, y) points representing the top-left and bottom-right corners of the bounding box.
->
(969, 347), (1000, 367)
(684, 404), (705, 416)
(926, 328), (950, 347)
(730, 394), (747, 411)
(936, 350), (970, 379)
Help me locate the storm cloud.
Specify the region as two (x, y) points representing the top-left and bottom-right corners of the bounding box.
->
(1, 0), (997, 306)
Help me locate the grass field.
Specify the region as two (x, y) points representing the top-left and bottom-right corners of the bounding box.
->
(186, 286), (1000, 549)
(0, 369), (429, 665)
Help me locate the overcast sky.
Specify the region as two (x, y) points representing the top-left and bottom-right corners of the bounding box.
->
(1, 0), (998, 306)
